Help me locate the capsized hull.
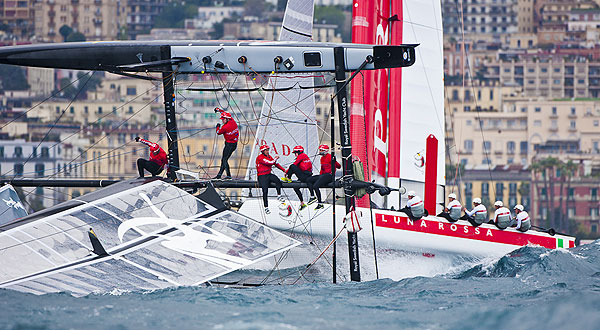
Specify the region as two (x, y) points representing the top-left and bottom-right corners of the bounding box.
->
(238, 199), (576, 258)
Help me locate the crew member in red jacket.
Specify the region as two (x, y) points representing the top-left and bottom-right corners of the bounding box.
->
(281, 145), (313, 210)
(306, 144), (341, 210)
(135, 137), (168, 178)
(214, 107), (239, 179)
(256, 144), (286, 214)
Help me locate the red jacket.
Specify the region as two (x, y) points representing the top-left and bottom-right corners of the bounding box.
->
(216, 119), (239, 143)
(139, 138), (168, 168)
(319, 153), (341, 175)
(292, 152), (312, 172)
(256, 154), (285, 176)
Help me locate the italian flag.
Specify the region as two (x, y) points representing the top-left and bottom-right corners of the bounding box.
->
(557, 238), (573, 248)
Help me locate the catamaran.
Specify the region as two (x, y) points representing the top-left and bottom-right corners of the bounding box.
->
(0, 0), (575, 295)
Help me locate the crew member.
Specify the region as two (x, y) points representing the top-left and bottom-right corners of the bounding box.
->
(281, 146), (312, 210)
(460, 197), (487, 227)
(400, 190), (428, 220)
(437, 193), (462, 222)
(305, 144), (341, 210)
(136, 137), (168, 178)
(512, 204), (531, 232)
(256, 144), (286, 214)
(214, 107), (239, 179)
(492, 201), (511, 229)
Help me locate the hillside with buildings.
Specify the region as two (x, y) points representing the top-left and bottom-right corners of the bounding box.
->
(0, 0), (597, 238)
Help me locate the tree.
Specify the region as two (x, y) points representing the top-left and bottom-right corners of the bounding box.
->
(244, 0), (266, 17)
(154, 2), (198, 29)
(210, 21), (225, 40)
(59, 25), (73, 42)
(314, 5), (349, 41)
(0, 64), (29, 91)
(277, 0), (288, 11)
(66, 32), (86, 42)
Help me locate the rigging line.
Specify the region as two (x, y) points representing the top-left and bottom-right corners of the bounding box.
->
(359, 71), (379, 279)
(292, 225), (346, 285)
(3, 84), (170, 212)
(214, 72), (258, 140)
(454, 0), (496, 198)
(0, 71), (93, 130)
(6, 72), (95, 181)
(0, 79), (163, 178)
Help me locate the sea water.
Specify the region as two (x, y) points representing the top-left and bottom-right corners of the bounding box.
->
(1, 241), (599, 330)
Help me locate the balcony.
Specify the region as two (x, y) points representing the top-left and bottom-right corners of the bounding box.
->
(549, 126), (558, 132)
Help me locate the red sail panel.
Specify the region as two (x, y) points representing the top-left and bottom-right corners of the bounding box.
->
(350, 0), (374, 207)
(388, 0), (403, 179)
(371, 0), (390, 182)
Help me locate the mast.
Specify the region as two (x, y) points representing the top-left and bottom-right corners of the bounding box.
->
(160, 46), (180, 180)
(333, 46), (361, 282)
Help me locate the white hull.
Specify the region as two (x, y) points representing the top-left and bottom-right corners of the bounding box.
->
(238, 199), (576, 259)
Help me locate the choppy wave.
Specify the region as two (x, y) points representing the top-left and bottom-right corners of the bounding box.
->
(1, 241), (599, 330)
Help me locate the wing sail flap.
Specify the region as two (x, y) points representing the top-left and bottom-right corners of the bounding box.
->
(0, 180), (300, 295)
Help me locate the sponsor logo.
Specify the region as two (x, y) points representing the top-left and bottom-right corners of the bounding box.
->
(3, 197), (25, 211)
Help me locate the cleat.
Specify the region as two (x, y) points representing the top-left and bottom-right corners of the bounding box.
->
(299, 203), (307, 211)
(223, 176), (232, 180)
(315, 204), (324, 210)
(213, 175), (222, 180)
(281, 177), (292, 183)
(264, 207), (271, 214)
(277, 196), (286, 203)
(307, 196), (317, 205)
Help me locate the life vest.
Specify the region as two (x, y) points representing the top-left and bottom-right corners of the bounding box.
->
(407, 196), (424, 219)
(495, 207), (511, 229)
(447, 200), (462, 221)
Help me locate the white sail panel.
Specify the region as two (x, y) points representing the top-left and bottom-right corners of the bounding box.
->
(245, 0), (320, 198)
(0, 184), (27, 225)
(0, 180), (300, 295)
(400, 0), (445, 186)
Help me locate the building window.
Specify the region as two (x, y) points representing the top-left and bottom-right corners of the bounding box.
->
(0, 146), (3, 158)
(520, 141), (528, 154)
(14, 163), (23, 176)
(592, 188), (598, 201)
(534, 120), (542, 127)
(127, 87), (136, 95)
(570, 120), (576, 129)
(98, 106), (103, 114)
(496, 182), (504, 202)
(568, 188), (575, 200)
(490, 90), (494, 100)
(464, 140), (473, 152)
(35, 163), (45, 177)
(521, 107), (527, 113)
(483, 141), (491, 153)
(14, 146), (22, 158)
(571, 107), (576, 115)
(84, 106), (89, 114)
(507, 141), (515, 154)
(482, 182), (489, 198)
(32, 147), (37, 158)
(535, 107), (541, 112)
(592, 224), (598, 233)
(552, 107), (557, 115)
(568, 208), (575, 217)
(590, 208), (599, 217)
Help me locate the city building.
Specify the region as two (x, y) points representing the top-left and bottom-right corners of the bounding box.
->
(184, 6), (244, 30)
(0, 138), (65, 210)
(0, 0), (35, 40)
(33, 0), (126, 43)
(126, 0), (168, 39)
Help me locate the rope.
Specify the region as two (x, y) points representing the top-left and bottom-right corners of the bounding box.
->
(292, 224), (346, 285)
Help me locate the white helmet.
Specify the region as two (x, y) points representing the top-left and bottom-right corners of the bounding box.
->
(473, 198), (481, 204)
(494, 201), (503, 207)
(407, 190), (416, 197)
(514, 204), (524, 211)
(448, 193), (456, 199)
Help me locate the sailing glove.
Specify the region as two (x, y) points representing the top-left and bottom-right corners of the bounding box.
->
(135, 136), (140, 142)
